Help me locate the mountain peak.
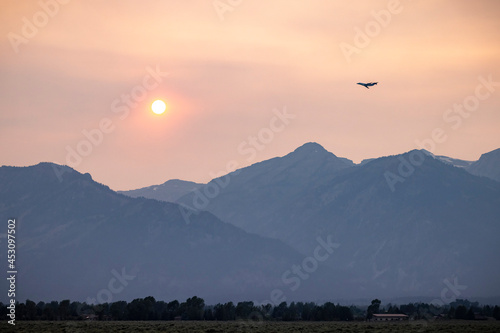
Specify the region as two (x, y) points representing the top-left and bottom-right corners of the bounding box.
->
(288, 142), (354, 168)
(467, 147), (500, 182)
(293, 142), (328, 154)
(120, 179), (204, 202)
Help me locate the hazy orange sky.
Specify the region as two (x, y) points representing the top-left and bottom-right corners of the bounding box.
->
(1, 0), (499, 190)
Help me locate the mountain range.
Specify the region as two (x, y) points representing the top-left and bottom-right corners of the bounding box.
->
(119, 179), (204, 203)
(0, 163), (329, 304)
(124, 143), (500, 300)
(1, 143), (499, 304)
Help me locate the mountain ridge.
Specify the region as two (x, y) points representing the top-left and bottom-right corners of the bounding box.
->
(119, 179), (204, 203)
(171, 145), (500, 299)
(2, 143), (500, 302)
(0, 162), (325, 304)
(467, 147), (500, 182)
(121, 144), (500, 197)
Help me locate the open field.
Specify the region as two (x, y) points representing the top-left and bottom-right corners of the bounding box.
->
(1, 320), (499, 333)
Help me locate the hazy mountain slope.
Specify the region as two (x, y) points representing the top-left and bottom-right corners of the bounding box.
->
(292, 151), (500, 298)
(4, 144), (499, 303)
(0, 163), (322, 304)
(467, 148), (500, 182)
(421, 147), (500, 182)
(178, 142), (355, 234)
(419, 149), (473, 168)
(119, 179), (204, 202)
(434, 155), (474, 168)
(178, 146), (500, 299)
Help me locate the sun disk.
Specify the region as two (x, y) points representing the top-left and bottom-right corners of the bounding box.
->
(152, 100), (167, 115)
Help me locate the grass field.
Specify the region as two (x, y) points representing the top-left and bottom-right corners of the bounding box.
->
(1, 320), (499, 333)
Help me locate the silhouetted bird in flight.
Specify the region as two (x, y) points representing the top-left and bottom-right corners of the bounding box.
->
(357, 82), (378, 89)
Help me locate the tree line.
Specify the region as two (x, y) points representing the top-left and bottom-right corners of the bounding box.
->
(1, 297), (499, 322)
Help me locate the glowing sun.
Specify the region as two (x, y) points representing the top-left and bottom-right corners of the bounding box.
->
(151, 99), (167, 115)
